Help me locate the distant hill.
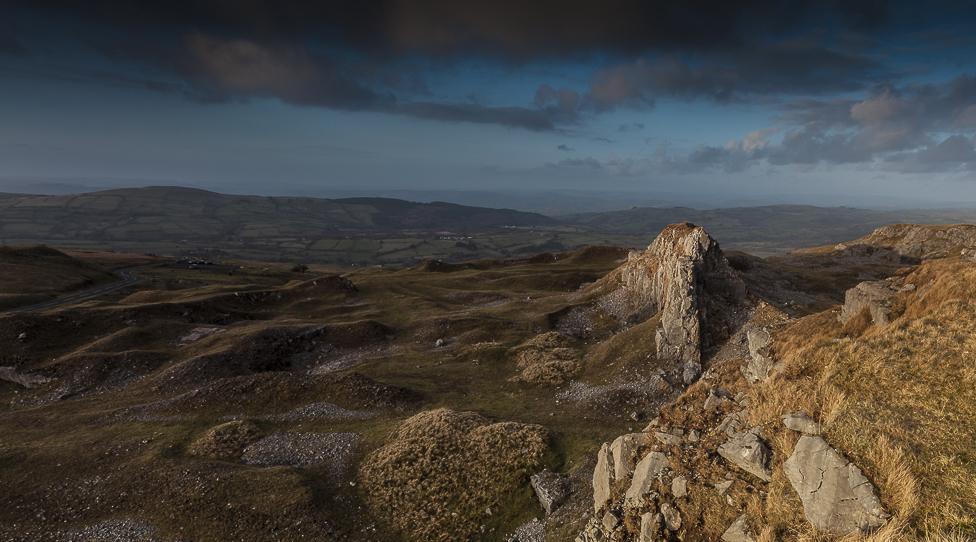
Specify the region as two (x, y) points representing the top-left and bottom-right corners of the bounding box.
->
(565, 205), (976, 253)
(0, 187), (555, 241)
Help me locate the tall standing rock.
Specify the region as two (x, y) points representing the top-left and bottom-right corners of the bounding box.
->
(592, 442), (615, 513)
(784, 436), (889, 534)
(599, 223), (746, 384)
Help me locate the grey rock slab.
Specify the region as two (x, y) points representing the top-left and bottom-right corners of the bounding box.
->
(784, 435), (889, 534)
(717, 429), (772, 482)
(625, 451), (669, 507)
(610, 433), (644, 481)
(721, 514), (756, 542)
(743, 329), (774, 383)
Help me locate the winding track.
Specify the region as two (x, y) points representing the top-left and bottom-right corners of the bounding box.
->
(2, 267), (146, 315)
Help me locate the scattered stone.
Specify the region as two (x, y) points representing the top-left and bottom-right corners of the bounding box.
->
(660, 502), (682, 531)
(743, 329), (774, 383)
(16, 332), (27, 341)
(625, 452), (669, 507)
(782, 412), (821, 435)
(839, 280), (898, 326)
(704, 388), (731, 411)
(687, 429), (700, 443)
(592, 442), (615, 512)
(721, 514), (756, 542)
(610, 433), (644, 481)
(784, 436), (889, 534)
(530, 469), (570, 515)
(671, 475), (688, 498)
(602, 511), (620, 532)
(716, 410), (747, 436)
(717, 428), (772, 482)
(640, 512), (663, 542)
(713, 480), (733, 496)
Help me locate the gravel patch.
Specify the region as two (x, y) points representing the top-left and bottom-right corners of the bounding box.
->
(506, 518), (545, 542)
(241, 432), (359, 482)
(56, 518), (161, 542)
(262, 401), (375, 421)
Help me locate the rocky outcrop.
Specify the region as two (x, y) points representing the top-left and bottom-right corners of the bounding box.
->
(600, 223), (746, 384)
(839, 280), (898, 325)
(784, 436), (889, 534)
(717, 428), (772, 482)
(742, 329), (774, 383)
(841, 223), (976, 260)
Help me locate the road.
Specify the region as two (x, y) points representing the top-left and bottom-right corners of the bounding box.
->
(3, 267), (145, 315)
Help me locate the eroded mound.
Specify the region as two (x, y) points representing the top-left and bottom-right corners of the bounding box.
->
(359, 408), (549, 541)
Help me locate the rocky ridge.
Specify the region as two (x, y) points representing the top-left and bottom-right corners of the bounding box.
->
(577, 224), (896, 542)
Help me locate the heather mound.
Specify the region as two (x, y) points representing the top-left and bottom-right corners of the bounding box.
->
(359, 408), (550, 541)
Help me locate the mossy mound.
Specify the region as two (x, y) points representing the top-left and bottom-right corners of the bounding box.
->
(359, 408), (549, 541)
(187, 420), (262, 460)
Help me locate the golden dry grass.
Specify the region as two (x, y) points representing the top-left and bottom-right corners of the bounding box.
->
(745, 258), (976, 540)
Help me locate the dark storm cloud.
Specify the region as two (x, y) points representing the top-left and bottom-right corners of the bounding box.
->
(0, 1), (931, 130)
(6, 0), (892, 58)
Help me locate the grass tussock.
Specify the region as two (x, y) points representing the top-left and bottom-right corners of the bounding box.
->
(358, 408), (550, 542)
(746, 258), (976, 540)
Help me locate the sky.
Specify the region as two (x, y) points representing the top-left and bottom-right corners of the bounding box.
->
(3, 1), (976, 209)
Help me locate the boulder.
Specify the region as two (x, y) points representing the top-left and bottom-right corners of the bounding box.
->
(782, 412), (821, 435)
(717, 429), (772, 482)
(592, 442), (615, 512)
(743, 329), (774, 383)
(838, 280), (898, 326)
(610, 433), (644, 481)
(784, 436), (889, 534)
(625, 451), (669, 507)
(721, 514), (756, 542)
(530, 469), (570, 515)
